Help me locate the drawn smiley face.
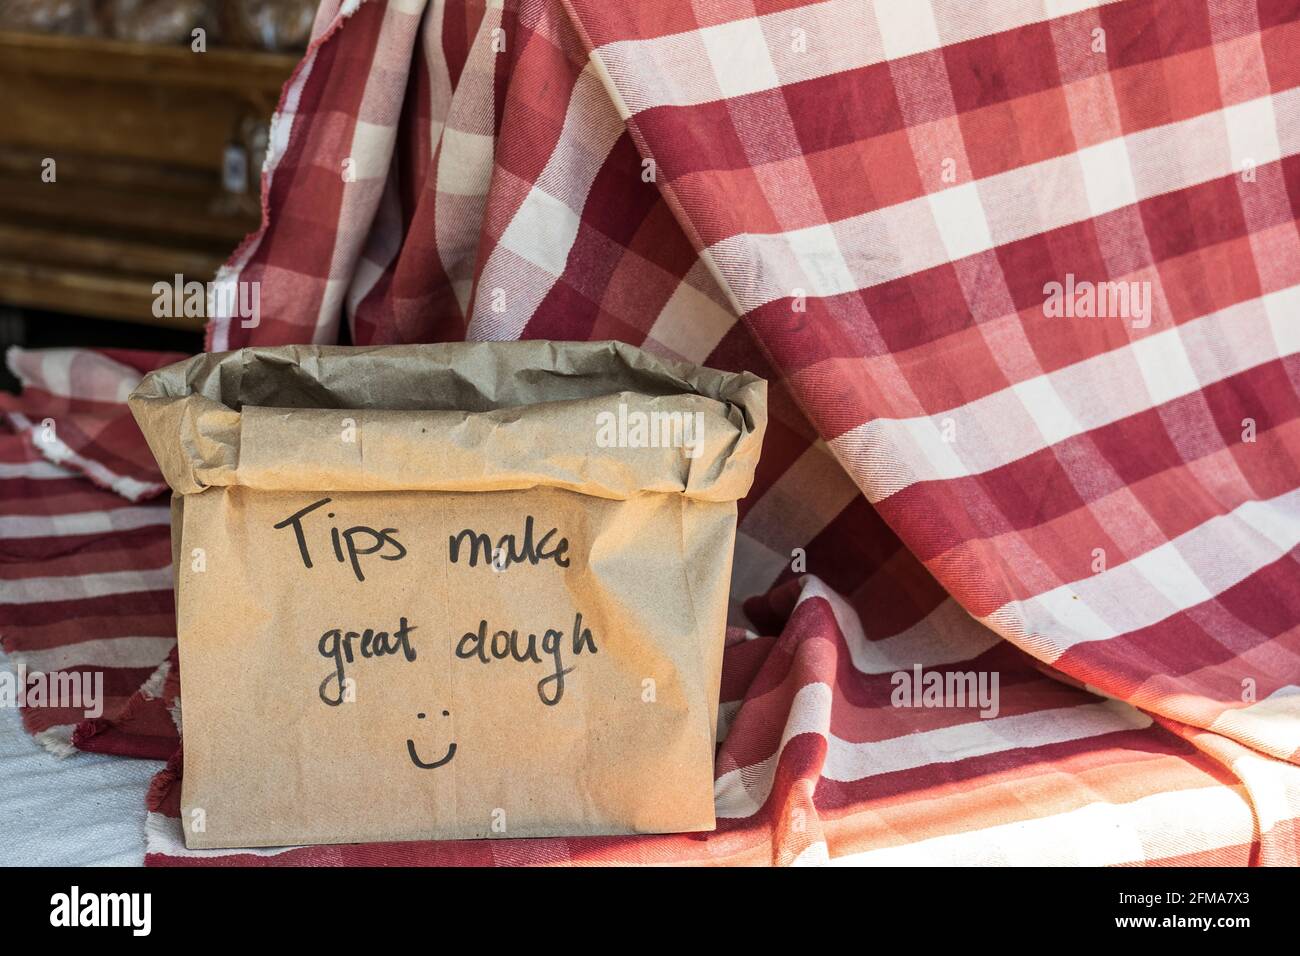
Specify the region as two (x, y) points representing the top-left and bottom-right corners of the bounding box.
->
(406, 710), (457, 769)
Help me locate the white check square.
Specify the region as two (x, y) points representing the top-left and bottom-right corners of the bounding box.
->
(927, 182), (994, 263)
(872, 0), (943, 60)
(1264, 285), (1300, 357)
(1027, 586), (1118, 647)
(1129, 544), (1215, 610)
(498, 188), (581, 278)
(437, 128), (495, 197)
(786, 224), (858, 297)
(699, 18), (783, 100)
(1013, 376), (1084, 448)
(1132, 330), (1201, 407)
(1078, 137), (1139, 217)
(1224, 95), (1283, 174)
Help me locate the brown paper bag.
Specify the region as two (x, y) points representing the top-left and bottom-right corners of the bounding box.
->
(129, 342), (766, 849)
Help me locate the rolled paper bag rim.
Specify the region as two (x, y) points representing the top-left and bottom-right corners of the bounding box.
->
(129, 341), (767, 502)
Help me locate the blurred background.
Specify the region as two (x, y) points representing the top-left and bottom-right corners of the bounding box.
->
(0, 0), (316, 389)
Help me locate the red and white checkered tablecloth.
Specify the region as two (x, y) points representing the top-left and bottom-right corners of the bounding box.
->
(3, 0), (1300, 865)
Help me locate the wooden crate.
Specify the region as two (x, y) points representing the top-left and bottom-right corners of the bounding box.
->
(0, 30), (298, 330)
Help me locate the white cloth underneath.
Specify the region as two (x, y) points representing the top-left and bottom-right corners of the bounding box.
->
(0, 651), (162, 866)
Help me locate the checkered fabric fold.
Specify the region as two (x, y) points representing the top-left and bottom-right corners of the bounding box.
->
(4, 0), (1300, 865)
(0, 350), (179, 758)
(211, 0), (1300, 756)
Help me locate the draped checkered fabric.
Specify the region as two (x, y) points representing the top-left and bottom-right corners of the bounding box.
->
(4, 0), (1299, 864)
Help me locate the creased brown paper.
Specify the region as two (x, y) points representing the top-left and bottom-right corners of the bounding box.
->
(129, 342), (766, 849)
